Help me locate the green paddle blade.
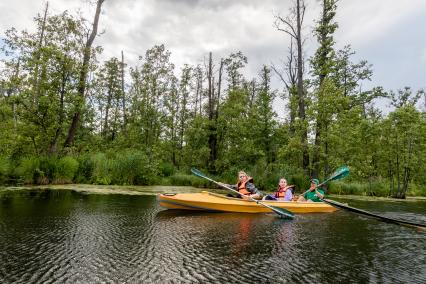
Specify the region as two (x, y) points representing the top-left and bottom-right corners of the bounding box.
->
(333, 166), (349, 180)
(191, 168), (206, 178)
(269, 205), (295, 219)
(329, 166), (349, 181)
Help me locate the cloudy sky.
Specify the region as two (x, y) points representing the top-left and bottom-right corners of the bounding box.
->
(1, 0), (425, 112)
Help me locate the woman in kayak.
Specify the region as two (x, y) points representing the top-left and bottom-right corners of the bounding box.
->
(263, 178), (294, 201)
(220, 171), (262, 200)
(297, 178), (324, 202)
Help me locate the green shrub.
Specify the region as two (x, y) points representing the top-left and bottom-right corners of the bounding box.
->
(159, 162), (175, 177)
(168, 174), (196, 186)
(15, 157), (40, 184)
(111, 150), (159, 185)
(54, 156), (79, 184)
(0, 157), (10, 183)
(407, 183), (426, 197)
(91, 153), (112, 185)
(74, 154), (94, 183)
(328, 180), (391, 197)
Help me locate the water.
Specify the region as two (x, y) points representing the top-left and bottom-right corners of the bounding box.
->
(0, 188), (425, 283)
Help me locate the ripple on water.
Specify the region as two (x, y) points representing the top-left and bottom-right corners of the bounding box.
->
(0, 190), (425, 283)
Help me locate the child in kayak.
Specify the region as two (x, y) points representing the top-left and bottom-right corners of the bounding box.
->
(263, 178), (294, 201)
(220, 171), (262, 200)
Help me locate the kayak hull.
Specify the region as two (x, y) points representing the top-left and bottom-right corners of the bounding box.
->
(157, 192), (337, 213)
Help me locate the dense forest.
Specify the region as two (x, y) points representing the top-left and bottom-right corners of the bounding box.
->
(0, 0), (425, 198)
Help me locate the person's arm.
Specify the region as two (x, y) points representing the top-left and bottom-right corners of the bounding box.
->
(246, 183), (262, 199)
(218, 182), (237, 189)
(315, 188), (324, 199)
(285, 188), (293, 201)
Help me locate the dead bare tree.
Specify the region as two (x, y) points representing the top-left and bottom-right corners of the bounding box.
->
(274, 0), (309, 170)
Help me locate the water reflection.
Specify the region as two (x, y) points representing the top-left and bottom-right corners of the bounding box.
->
(0, 189), (425, 283)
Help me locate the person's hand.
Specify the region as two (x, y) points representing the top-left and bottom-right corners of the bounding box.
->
(241, 195), (249, 200)
(314, 189), (323, 198)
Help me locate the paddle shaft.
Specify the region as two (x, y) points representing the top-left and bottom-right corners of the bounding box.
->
(322, 198), (426, 230)
(207, 177), (282, 212)
(299, 168), (348, 198)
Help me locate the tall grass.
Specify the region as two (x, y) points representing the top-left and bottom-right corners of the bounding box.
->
(328, 180), (390, 197)
(54, 157), (79, 184)
(3, 154), (425, 196)
(14, 156), (79, 184)
(90, 153), (112, 185)
(0, 157), (10, 183)
(110, 150), (158, 185)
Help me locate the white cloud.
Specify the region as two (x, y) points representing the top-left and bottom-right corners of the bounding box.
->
(1, 0), (425, 96)
(421, 49), (426, 64)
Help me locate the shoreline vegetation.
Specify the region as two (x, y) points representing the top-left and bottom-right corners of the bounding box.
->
(1, 184), (425, 202)
(0, 153), (425, 198)
(1, 0), (425, 200)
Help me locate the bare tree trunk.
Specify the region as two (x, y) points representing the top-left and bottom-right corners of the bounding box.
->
(295, 0), (309, 171)
(395, 131), (400, 198)
(64, 0), (104, 148)
(207, 52), (218, 171)
(216, 59), (223, 120)
(103, 88), (112, 137)
(121, 50), (127, 129)
(275, 0), (308, 170)
(33, 2), (49, 103)
(402, 137), (413, 198)
(48, 66), (67, 155)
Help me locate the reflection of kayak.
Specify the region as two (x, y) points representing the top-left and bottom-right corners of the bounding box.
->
(157, 191), (337, 213)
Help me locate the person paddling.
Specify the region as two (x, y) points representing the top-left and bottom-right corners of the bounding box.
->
(220, 171), (261, 200)
(263, 178), (294, 201)
(297, 178), (324, 202)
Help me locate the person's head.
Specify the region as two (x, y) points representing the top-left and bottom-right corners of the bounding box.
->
(278, 178), (288, 189)
(310, 178), (319, 189)
(238, 171), (248, 182)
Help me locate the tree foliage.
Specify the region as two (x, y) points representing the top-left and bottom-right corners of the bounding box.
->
(0, 2), (424, 197)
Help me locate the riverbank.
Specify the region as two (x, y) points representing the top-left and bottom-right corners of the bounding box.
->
(1, 185), (425, 202)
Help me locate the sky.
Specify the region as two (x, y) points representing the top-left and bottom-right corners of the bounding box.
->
(1, 0), (425, 114)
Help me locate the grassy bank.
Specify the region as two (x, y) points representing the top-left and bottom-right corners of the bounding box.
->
(1, 154), (425, 197)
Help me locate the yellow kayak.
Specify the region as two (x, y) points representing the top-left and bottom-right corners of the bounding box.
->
(157, 191), (337, 213)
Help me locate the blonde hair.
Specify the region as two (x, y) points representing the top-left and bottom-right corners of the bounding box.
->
(238, 171), (252, 182)
(239, 171), (248, 177)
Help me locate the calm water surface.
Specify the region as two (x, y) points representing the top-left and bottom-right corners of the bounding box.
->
(0, 188), (425, 283)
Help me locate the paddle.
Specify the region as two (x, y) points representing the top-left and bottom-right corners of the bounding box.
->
(310, 166), (426, 230)
(299, 166), (350, 198)
(191, 168), (295, 219)
(321, 198), (426, 230)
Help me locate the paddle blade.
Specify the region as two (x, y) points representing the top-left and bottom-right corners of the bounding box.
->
(329, 166), (349, 181)
(191, 168), (206, 178)
(268, 205), (295, 219)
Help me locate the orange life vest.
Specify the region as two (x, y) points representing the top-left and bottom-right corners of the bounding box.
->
(238, 180), (252, 196)
(275, 187), (286, 198)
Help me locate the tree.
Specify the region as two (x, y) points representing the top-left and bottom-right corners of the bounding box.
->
(310, 0), (339, 177)
(64, 0), (105, 149)
(1, 9), (92, 155)
(92, 57), (123, 142)
(274, 0), (309, 171)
